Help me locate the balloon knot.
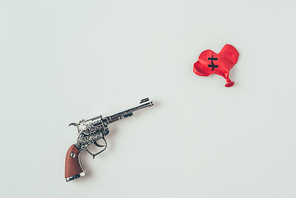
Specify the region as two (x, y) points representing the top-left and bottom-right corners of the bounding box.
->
(225, 78), (234, 87)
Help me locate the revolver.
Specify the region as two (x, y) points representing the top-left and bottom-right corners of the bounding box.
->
(65, 98), (154, 182)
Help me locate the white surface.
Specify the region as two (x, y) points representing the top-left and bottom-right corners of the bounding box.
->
(1, 0), (296, 197)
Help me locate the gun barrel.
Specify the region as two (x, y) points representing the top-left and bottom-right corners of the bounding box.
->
(106, 99), (153, 124)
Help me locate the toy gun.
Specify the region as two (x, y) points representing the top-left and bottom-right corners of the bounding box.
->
(65, 98), (154, 182)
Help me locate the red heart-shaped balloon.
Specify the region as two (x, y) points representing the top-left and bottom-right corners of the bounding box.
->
(193, 44), (239, 87)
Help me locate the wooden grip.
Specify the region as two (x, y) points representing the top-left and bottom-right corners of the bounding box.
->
(65, 144), (85, 182)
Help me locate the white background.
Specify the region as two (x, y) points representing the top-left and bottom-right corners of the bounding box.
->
(1, 0), (296, 197)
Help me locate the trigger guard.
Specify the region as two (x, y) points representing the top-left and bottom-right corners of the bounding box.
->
(86, 137), (107, 159)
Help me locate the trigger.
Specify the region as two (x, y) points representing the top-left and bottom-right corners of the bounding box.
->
(94, 141), (105, 147)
